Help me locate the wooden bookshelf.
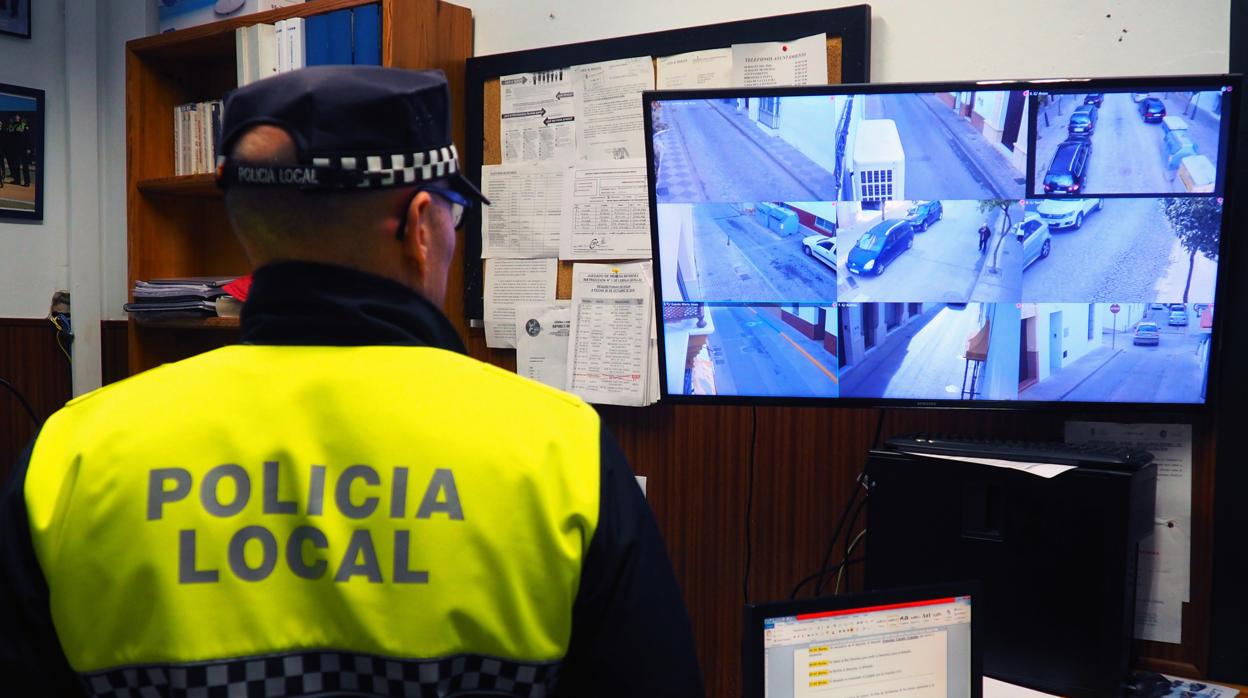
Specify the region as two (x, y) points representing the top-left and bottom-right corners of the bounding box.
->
(125, 0), (474, 373)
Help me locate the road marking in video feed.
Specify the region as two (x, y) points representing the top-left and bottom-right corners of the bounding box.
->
(795, 631), (947, 697)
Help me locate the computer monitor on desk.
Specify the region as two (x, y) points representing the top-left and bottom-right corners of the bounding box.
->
(743, 583), (982, 698)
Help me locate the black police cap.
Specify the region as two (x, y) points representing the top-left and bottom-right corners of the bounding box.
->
(216, 65), (487, 205)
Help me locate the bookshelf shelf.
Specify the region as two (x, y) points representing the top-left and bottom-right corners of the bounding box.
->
(137, 173), (221, 198)
(125, 0), (474, 374)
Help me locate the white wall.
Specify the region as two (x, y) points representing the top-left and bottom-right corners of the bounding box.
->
(461, 0), (1230, 81)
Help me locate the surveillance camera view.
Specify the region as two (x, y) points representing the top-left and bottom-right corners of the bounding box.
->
(1017, 303), (1211, 403)
(1031, 90), (1226, 196)
(836, 199), (1021, 303)
(1018, 197), (1222, 302)
(651, 96), (838, 203)
(654, 202), (836, 303)
(838, 303), (1020, 400)
(662, 303), (839, 398)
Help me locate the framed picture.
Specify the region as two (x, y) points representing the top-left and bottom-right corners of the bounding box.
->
(0, 0), (29, 39)
(0, 83), (43, 221)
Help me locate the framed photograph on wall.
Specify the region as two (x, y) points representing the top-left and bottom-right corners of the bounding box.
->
(0, 0), (30, 39)
(0, 83), (43, 220)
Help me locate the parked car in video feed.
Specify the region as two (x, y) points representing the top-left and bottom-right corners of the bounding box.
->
(1043, 139), (1091, 194)
(1084, 93), (1104, 108)
(1068, 104), (1098, 136)
(905, 200), (943, 231)
(1169, 309), (1189, 326)
(1017, 215), (1052, 270)
(1035, 198), (1103, 230)
(1132, 93), (1149, 103)
(1133, 321), (1160, 346)
(846, 219), (915, 276)
(802, 234), (837, 273)
(1139, 97), (1167, 123)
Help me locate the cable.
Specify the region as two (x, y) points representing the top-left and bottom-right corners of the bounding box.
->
(743, 405), (758, 605)
(812, 471), (866, 596)
(820, 492), (869, 594)
(49, 315), (71, 362)
(0, 377), (39, 427)
(834, 528), (868, 595)
(789, 557), (865, 600)
(871, 407), (887, 449)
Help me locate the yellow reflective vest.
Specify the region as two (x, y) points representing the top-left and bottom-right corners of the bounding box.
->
(25, 343), (601, 688)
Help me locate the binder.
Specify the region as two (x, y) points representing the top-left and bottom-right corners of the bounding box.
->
(325, 9), (354, 65)
(304, 12), (330, 66)
(351, 4), (381, 66)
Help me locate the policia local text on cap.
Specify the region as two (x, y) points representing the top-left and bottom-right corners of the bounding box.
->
(0, 66), (705, 698)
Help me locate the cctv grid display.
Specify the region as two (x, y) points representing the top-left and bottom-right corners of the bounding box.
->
(644, 76), (1236, 406)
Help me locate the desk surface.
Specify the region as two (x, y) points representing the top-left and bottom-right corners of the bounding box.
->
(985, 677), (1248, 697)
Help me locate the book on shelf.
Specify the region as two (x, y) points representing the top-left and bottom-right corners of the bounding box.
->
(172, 100), (223, 176)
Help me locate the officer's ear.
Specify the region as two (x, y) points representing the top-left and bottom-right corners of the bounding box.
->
(398, 190), (436, 268)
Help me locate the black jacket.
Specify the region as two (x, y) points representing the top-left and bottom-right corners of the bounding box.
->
(0, 261), (704, 697)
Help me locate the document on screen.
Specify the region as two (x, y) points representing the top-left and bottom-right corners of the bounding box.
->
(794, 631), (948, 698)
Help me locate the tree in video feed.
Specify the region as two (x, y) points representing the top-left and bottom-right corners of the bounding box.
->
(977, 199), (1015, 273)
(1162, 197), (1221, 303)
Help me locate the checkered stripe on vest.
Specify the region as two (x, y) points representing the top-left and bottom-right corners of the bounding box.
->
(311, 145), (460, 189)
(81, 650), (561, 698)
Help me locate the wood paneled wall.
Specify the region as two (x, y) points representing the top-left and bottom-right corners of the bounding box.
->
(2, 320), (1219, 695)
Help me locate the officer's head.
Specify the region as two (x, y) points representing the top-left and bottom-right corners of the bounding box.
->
(217, 66), (487, 308)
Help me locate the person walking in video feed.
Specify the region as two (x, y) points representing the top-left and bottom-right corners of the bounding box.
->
(977, 222), (991, 253)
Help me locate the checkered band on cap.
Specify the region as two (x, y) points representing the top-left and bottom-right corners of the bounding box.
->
(311, 144), (461, 189)
(81, 649), (560, 698)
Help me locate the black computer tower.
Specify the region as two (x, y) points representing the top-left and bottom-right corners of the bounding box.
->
(864, 449), (1156, 697)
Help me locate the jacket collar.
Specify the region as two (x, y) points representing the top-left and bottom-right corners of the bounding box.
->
(240, 261), (467, 353)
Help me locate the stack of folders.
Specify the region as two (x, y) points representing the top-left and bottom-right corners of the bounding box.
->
(173, 100), (223, 176)
(235, 3), (381, 88)
(124, 277), (242, 319)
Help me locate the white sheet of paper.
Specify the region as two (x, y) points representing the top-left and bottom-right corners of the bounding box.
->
(566, 262), (653, 406)
(646, 307), (660, 405)
(983, 678), (1060, 698)
(560, 160), (651, 260)
(635, 475), (647, 497)
(483, 259), (558, 348)
(499, 69), (577, 163)
(573, 56), (655, 161)
(515, 301), (572, 390)
(1136, 520), (1185, 643)
(480, 163), (570, 259)
(897, 452), (1077, 479)
(656, 48), (733, 89)
(1065, 421), (1192, 602)
(730, 33), (828, 87)
(1161, 675), (1240, 697)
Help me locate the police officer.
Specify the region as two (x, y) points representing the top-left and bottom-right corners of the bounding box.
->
(0, 66), (704, 697)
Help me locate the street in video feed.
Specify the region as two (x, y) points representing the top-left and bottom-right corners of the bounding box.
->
(838, 303), (1020, 401)
(850, 91), (1028, 201)
(1017, 303), (1211, 403)
(662, 303), (839, 398)
(1031, 90), (1226, 196)
(655, 202), (837, 303)
(651, 96), (838, 203)
(1018, 197), (1222, 303)
(836, 199), (1021, 303)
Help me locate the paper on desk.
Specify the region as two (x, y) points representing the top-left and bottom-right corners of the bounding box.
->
(499, 69), (577, 163)
(983, 677), (1059, 698)
(573, 56), (654, 161)
(1066, 421), (1192, 642)
(656, 48), (733, 89)
(897, 452), (1077, 479)
(560, 160), (651, 260)
(566, 261), (653, 406)
(484, 259), (558, 348)
(515, 301), (571, 390)
(480, 163), (569, 258)
(1066, 421), (1192, 602)
(730, 33), (828, 87)
(1161, 675), (1240, 697)
(646, 308), (660, 405)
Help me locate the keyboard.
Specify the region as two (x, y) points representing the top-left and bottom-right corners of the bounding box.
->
(885, 433), (1155, 469)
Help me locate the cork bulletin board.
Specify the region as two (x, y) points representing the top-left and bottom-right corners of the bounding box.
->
(460, 5), (871, 321)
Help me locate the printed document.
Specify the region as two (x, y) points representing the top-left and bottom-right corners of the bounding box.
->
(499, 69), (577, 163)
(1065, 421), (1193, 643)
(656, 48), (733, 89)
(730, 33), (828, 87)
(561, 160), (652, 260)
(573, 56), (655, 161)
(515, 301), (572, 390)
(566, 262), (653, 406)
(480, 163), (569, 258)
(484, 258), (558, 349)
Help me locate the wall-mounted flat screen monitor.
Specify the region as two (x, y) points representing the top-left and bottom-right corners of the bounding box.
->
(644, 75), (1239, 408)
